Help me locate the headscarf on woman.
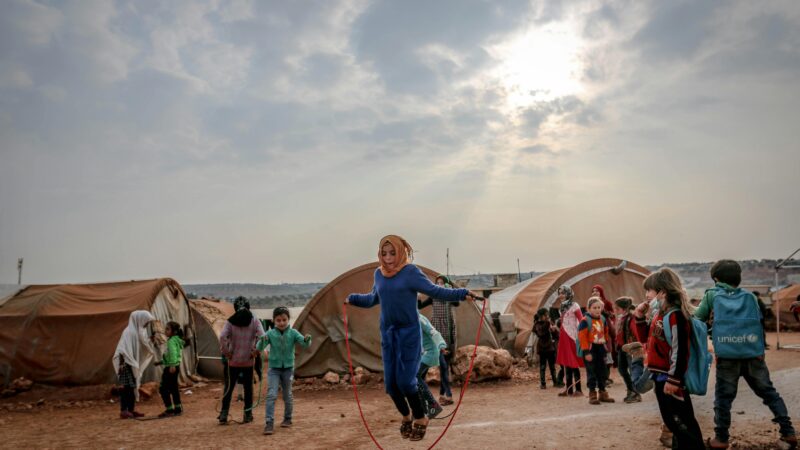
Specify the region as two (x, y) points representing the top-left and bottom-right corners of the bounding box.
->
(113, 310), (156, 400)
(378, 234), (413, 278)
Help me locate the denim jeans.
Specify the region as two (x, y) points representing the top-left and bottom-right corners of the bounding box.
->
(629, 356), (654, 394)
(714, 358), (795, 441)
(417, 363), (437, 412)
(617, 352), (634, 392)
(265, 367), (294, 423)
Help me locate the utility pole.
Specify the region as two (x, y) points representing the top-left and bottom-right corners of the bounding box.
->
(517, 258), (521, 282)
(446, 248), (450, 278)
(17, 258), (23, 285)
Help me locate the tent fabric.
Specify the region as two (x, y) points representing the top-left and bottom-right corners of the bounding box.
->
(497, 258), (650, 354)
(190, 298), (235, 379)
(0, 278), (197, 386)
(293, 262), (499, 378)
(773, 285), (800, 326)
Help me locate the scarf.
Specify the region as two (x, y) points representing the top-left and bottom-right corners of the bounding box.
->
(378, 234), (412, 278)
(592, 284), (614, 314)
(558, 285), (575, 315)
(228, 308), (254, 327)
(113, 310), (156, 400)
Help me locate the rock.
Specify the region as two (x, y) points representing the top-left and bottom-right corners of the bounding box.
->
(425, 367), (441, 385)
(35, 398), (45, 407)
(11, 377), (33, 392)
(304, 378), (315, 385)
(138, 381), (159, 400)
(323, 371), (340, 384)
(1, 389), (17, 398)
(183, 389), (193, 396)
(352, 367), (371, 385)
(451, 345), (513, 382)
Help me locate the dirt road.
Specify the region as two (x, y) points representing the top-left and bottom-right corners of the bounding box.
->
(2, 333), (799, 449)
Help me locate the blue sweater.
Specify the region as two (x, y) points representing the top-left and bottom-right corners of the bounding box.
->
(348, 265), (469, 329)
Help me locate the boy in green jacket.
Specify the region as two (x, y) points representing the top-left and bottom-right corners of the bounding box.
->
(258, 306), (311, 435)
(155, 321), (185, 417)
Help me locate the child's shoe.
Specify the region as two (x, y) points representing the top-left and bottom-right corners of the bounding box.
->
(570, 390), (583, 398)
(263, 421), (274, 435)
(540, 383), (546, 389)
(173, 405), (182, 415)
(243, 411), (254, 423)
(588, 390), (600, 405)
(659, 424), (673, 448)
(598, 390), (615, 403)
(158, 409), (174, 418)
(779, 434), (797, 450)
(218, 410), (228, 425)
(427, 403), (443, 419)
(131, 411), (145, 418)
(280, 419), (292, 428)
(120, 411), (134, 419)
(623, 391), (641, 403)
(622, 342), (644, 359)
(438, 396), (454, 406)
(706, 437), (729, 449)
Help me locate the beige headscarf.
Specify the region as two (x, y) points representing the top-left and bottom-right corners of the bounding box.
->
(378, 235), (413, 278)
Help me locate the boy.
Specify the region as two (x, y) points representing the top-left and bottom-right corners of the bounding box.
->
(696, 260), (796, 449)
(532, 308), (558, 389)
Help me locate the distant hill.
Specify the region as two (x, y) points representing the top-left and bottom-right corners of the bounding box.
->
(183, 283), (325, 309)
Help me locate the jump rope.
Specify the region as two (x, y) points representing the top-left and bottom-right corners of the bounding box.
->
(343, 296), (487, 450)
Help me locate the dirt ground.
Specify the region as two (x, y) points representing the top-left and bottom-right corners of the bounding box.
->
(2, 332), (800, 449)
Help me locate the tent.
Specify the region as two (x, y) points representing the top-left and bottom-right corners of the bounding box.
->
(189, 298), (235, 379)
(773, 284), (800, 331)
(0, 278), (197, 386)
(492, 258), (650, 354)
(293, 262), (499, 378)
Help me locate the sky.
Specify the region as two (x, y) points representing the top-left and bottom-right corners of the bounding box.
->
(1, 0), (799, 285)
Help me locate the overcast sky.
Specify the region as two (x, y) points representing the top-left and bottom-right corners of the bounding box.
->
(1, 0), (798, 284)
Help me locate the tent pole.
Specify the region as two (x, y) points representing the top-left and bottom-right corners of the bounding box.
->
(776, 268), (781, 350)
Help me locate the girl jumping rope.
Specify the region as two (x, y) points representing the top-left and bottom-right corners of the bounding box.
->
(345, 235), (479, 441)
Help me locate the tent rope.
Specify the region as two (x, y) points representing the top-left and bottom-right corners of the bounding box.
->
(343, 296), (487, 450)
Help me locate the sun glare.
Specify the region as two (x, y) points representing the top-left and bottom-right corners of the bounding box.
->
(491, 24), (584, 109)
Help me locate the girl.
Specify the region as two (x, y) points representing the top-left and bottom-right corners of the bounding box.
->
(219, 297), (265, 424)
(416, 313), (446, 419)
(592, 284), (617, 385)
(636, 268), (704, 448)
(346, 235), (478, 442)
(417, 274), (459, 405)
(555, 286), (584, 397)
(113, 310), (156, 419)
(532, 308), (557, 389)
(155, 321), (186, 417)
(579, 297), (614, 404)
(258, 306), (312, 436)
(613, 297), (641, 403)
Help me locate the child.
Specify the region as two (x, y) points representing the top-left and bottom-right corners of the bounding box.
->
(637, 268), (704, 449)
(591, 284), (617, 386)
(555, 285), (584, 397)
(532, 308), (558, 389)
(113, 310), (156, 419)
(219, 297), (265, 424)
(695, 260), (796, 449)
(417, 274), (459, 406)
(346, 235), (477, 442)
(258, 306), (311, 435)
(155, 321), (186, 417)
(792, 296), (800, 323)
(416, 313), (446, 419)
(578, 297), (614, 404)
(614, 297), (641, 403)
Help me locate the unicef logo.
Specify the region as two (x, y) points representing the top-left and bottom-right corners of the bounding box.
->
(746, 334), (759, 343)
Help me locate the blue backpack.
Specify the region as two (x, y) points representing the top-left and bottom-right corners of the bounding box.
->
(709, 286), (764, 359)
(663, 310), (712, 396)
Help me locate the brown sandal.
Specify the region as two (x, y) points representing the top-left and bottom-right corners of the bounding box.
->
(400, 421), (413, 439)
(409, 422), (428, 441)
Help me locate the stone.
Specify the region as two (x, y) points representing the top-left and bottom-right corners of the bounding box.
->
(451, 345), (513, 382)
(138, 381), (159, 400)
(425, 367), (441, 385)
(10, 377), (33, 392)
(352, 367), (371, 385)
(322, 371), (340, 384)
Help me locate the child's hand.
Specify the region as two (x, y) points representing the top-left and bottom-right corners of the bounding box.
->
(343, 297), (349, 304)
(304, 334), (312, 342)
(169, 366), (176, 374)
(664, 382), (679, 395)
(634, 302), (649, 318)
(154, 361), (162, 366)
(585, 354), (593, 362)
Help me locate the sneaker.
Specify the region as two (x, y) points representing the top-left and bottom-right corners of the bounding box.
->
(779, 434), (797, 450)
(540, 384), (546, 389)
(218, 411), (228, 425)
(280, 419), (292, 428)
(131, 411), (145, 418)
(438, 396), (454, 406)
(622, 342), (644, 359)
(158, 410), (174, 418)
(570, 391), (584, 398)
(427, 404), (443, 419)
(263, 422), (274, 435)
(120, 411), (134, 420)
(554, 381), (565, 388)
(243, 411), (254, 423)
(173, 405), (183, 416)
(623, 391), (641, 404)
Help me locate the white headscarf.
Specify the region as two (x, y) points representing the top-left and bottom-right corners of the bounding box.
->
(113, 310), (156, 400)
